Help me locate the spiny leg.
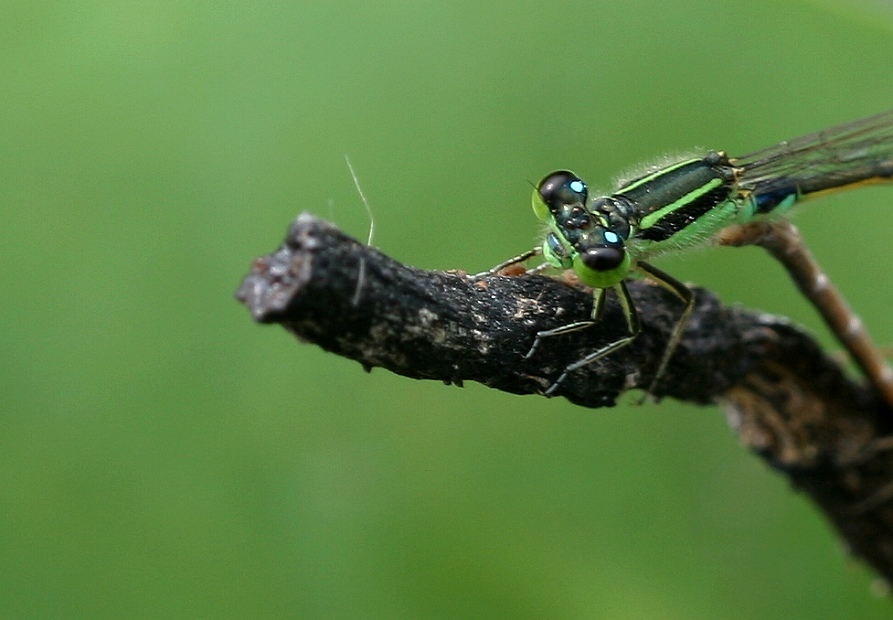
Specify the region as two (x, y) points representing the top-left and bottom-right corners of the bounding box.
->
(544, 281), (640, 396)
(525, 288), (607, 361)
(557, 264), (696, 403)
(636, 262), (696, 397)
(473, 247), (541, 278)
(717, 219), (893, 409)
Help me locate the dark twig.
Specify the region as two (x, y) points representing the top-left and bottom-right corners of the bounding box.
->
(237, 212), (893, 584)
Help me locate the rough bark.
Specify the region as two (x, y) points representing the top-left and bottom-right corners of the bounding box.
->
(236, 213), (893, 584)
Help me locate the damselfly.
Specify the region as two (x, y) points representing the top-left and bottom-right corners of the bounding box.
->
(489, 110), (893, 403)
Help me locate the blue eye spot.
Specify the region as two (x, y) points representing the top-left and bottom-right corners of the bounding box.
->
(604, 231), (620, 244)
(569, 180), (585, 194)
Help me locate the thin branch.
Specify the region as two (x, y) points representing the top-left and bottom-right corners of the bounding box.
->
(237, 212), (893, 584)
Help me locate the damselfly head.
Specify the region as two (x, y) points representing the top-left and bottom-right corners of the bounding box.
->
(532, 170), (587, 222)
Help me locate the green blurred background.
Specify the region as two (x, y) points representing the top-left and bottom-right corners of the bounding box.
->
(3, 0), (893, 617)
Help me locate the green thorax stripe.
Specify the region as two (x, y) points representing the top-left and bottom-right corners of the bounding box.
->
(615, 156), (737, 243)
(638, 177), (723, 230)
(616, 157), (703, 194)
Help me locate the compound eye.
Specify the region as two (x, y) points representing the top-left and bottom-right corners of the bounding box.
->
(580, 246), (625, 272)
(537, 171), (587, 211)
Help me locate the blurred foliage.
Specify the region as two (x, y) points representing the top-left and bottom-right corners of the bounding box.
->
(1, 0), (892, 618)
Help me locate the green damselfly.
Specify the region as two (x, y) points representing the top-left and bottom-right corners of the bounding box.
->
(489, 109), (893, 403)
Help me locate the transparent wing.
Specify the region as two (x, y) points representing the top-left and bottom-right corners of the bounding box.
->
(732, 109), (893, 200)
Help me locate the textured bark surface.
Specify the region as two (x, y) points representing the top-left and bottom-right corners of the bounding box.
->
(237, 213), (893, 583)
